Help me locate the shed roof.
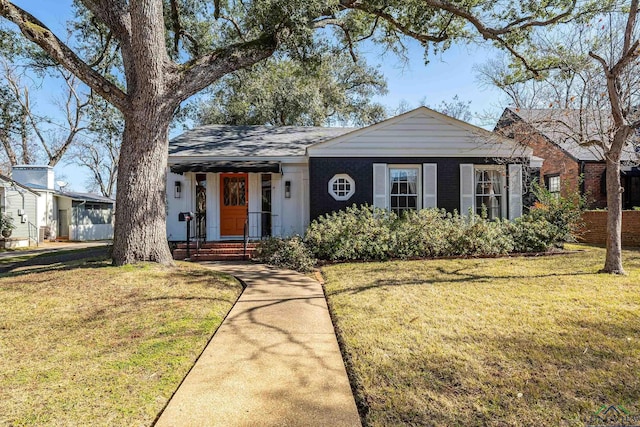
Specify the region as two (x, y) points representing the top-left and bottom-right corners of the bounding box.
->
(56, 191), (115, 204)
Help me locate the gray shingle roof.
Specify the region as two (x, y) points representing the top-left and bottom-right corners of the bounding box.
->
(504, 107), (639, 162)
(169, 125), (357, 158)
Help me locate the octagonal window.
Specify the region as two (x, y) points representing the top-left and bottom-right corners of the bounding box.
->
(328, 174), (355, 201)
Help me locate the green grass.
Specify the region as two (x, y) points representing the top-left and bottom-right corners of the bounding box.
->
(0, 256), (243, 426)
(0, 247), (99, 264)
(322, 245), (640, 426)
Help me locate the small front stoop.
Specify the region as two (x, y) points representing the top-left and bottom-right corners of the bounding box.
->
(172, 242), (257, 261)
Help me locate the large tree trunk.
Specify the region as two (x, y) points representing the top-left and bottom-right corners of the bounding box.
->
(111, 106), (174, 266)
(602, 155), (625, 274)
(110, 0), (175, 266)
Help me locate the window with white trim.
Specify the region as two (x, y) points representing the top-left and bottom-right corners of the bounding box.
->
(328, 174), (355, 201)
(546, 175), (560, 197)
(389, 167), (420, 215)
(474, 166), (505, 220)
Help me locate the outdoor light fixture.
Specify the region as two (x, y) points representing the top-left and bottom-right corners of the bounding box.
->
(174, 181), (182, 198)
(284, 181), (291, 198)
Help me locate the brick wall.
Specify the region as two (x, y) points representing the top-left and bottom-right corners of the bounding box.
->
(514, 129), (580, 197)
(579, 210), (640, 246)
(582, 163), (607, 208)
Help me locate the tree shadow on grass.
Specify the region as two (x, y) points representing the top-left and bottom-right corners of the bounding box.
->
(349, 307), (640, 426)
(0, 247), (111, 277)
(328, 266), (599, 296)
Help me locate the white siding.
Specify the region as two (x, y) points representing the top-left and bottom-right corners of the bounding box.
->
(271, 173), (283, 237)
(248, 174), (261, 237)
(279, 164), (307, 236)
(70, 224), (113, 241)
(308, 110), (527, 158)
(207, 173), (219, 240)
(11, 165), (54, 190)
(166, 170), (192, 241)
(508, 164), (523, 220)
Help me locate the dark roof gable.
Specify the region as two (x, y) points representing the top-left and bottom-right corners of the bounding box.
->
(169, 125), (357, 158)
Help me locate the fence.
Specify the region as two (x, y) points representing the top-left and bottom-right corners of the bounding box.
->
(579, 210), (640, 246)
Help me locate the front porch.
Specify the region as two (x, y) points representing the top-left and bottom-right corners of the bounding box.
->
(167, 162), (308, 243)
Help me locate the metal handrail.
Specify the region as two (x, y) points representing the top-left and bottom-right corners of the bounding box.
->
(27, 221), (38, 247)
(243, 211), (279, 259)
(243, 217), (248, 259)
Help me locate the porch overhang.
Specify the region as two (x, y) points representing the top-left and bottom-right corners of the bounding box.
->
(170, 160), (282, 174)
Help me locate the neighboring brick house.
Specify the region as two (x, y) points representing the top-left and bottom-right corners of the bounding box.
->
(495, 107), (640, 209)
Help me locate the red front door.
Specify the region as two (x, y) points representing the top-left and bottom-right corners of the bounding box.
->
(220, 173), (248, 236)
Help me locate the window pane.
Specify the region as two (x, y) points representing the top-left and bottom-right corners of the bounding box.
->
(548, 176), (560, 193)
(475, 168), (503, 219)
(390, 167), (419, 213)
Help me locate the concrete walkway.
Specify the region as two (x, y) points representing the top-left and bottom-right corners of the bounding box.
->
(155, 262), (361, 427)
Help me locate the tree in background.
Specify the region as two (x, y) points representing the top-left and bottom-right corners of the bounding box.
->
(1, 0), (589, 265)
(479, 0), (639, 274)
(68, 96), (121, 197)
(198, 48), (387, 127)
(394, 95), (473, 122)
(0, 38), (90, 170)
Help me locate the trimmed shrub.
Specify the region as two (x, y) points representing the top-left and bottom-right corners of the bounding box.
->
(304, 204), (395, 261)
(301, 196), (582, 263)
(508, 214), (556, 253)
(528, 180), (585, 247)
(451, 215), (515, 256)
(391, 209), (460, 258)
(306, 205), (518, 261)
(254, 236), (316, 272)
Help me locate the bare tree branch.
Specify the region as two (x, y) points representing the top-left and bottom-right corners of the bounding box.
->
(0, 0), (129, 111)
(219, 15), (246, 41)
(623, 0), (639, 54)
(87, 29), (114, 68)
(343, 0), (578, 76)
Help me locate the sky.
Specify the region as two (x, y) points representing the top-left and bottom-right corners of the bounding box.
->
(7, 1), (509, 193)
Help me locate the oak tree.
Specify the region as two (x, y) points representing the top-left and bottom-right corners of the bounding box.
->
(482, 1), (639, 274)
(0, 0), (584, 265)
(198, 48), (387, 127)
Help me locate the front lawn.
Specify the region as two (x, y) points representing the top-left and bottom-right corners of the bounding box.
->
(0, 256), (243, 426)
(322, 245), (640, 426)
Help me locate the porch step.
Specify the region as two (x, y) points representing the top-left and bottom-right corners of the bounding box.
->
(172, 242), (258, 261)
(176, 242), (256, 249)
(191, 253), (251, 261)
